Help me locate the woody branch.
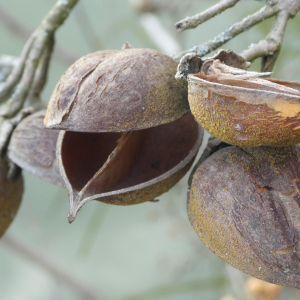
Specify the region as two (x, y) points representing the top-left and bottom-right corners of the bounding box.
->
(173, 0), (300, 71)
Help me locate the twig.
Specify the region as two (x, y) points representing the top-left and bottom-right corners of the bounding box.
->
(0, 5), (79, 66)
(1, 234), (106, 300)
(175, 0), (240, 32)
(25, 35), (54, 109)
(0, 0), (79, 119)
(0, 55), (18, 83)
(173, 5), (278, 61)
(240, 10), (289, 65)
(0, 34), (35, 100)
(173, 0), (300, 68)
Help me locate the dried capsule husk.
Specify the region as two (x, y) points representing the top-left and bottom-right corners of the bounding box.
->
(57, 114), (203, 223)
(45, 48), (189, 132)
(7, 110), (64, 187)
(188, 62), (300, 147)
(0, 158), (23, 238)
(188, 145), (300, 289)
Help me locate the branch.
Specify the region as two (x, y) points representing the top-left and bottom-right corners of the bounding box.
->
(25, 35), (54, 109)
(173, 0), (300, 68)
(173, 5), (278, 61)
(0, 0), (79, 118)
(240, 10), (289, 65)
(1, 234), (106, 300)
(0, 55), (18, 83)
(175, 0), (240, 32)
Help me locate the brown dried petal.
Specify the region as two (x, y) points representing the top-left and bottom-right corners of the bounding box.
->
(188, 146), (300, 289)
(57, 114), (203, 223)
(45, 48), (189, 132)
(207, 49), (251, 70)
(7, 110), (64, 187)
(175, 49), (250, 81)
(0, 157), (23, 238)
(188, 73), (300, 147)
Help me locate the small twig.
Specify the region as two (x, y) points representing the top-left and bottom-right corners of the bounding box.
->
(175, 0), (240, 32)
(0, 55), (18, 83)
(0, 32), (50, 117)
(1, 234), (106, 300)
(0, 0), (79, 119)
(174, 0), (300, 67)
(260, 48), (280, 72)
(240, 10), (289, 67)
(25, 35), (54, 109)
(173, 5), (278, 61)
(0, 34), (35, 100)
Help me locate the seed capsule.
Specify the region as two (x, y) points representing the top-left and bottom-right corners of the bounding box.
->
(45, 48), (189, 132)
(7, 110), (64, 187)
(0, 158), (23, 238)
(189, 145), (300, 289)
(57, 113), (203, 223)
(44, 47), (202, 222)
(188, 54), (300, 147)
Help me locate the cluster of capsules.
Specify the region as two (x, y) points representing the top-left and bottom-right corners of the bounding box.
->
(7, 46), (300, 290)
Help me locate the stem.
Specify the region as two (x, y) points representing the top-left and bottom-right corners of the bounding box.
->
(40, 0), (79, 32)
(240, 10), (289, 62)
(0, 34), (35, 100)
(173, 5), (278, 61)
(25, 35), (55, 109)
(175, 0), (240, 32)
(0, 0), (79, 118)
(173, 0), (300, 67)
(0, 33), (49, 117)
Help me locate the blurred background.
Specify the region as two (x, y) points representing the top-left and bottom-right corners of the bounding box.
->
(0, 0), (300, 299)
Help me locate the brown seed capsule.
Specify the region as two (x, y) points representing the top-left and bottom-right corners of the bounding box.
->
(189, 145), (300, 289)
(58, 113), (203, 223)
(0, 158), (23, 238)
(188, 58), (300, 147)
(44, 47), (199, 223)
(44, 48), (189, 132)
(7, 110), (64, 187)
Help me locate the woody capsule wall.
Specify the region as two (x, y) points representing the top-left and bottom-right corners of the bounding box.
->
(0, 0), (300, 300)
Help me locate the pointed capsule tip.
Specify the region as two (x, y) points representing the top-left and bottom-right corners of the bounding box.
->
(67, 211), (77, 224)
(68, 216), (75, 224)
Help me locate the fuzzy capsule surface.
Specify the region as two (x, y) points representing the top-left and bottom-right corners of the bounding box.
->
(189, 145), (300, 289)
(188, 73), (300, 147)
(0, 158), (23, 238)
(45, 48), (189, 132)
